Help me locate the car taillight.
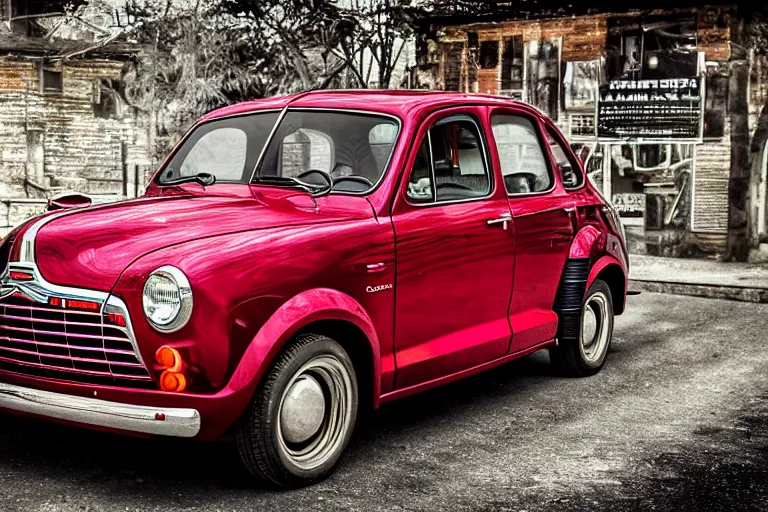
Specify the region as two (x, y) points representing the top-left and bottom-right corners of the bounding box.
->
(602, 205), (627, 244)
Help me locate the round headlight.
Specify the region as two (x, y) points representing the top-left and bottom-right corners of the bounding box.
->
(142, 266), (193, 333)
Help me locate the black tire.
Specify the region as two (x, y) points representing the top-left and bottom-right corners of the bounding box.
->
(236, 333), (358, 488)
(549, 279), (614, 377)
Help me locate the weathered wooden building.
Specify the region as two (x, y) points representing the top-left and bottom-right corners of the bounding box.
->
(417, 5), (768, 258)
(0, 0), (150, 234)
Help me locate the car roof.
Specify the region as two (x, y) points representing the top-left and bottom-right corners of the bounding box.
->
(201, 89), (545, 123)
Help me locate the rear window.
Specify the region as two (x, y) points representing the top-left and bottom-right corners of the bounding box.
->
(491, 114), (553, 194)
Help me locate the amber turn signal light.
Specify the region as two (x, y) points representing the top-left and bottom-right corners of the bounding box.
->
(159, 371), (187, 392)
(155, 346), (183, 372)
(155, 346), (188, 392)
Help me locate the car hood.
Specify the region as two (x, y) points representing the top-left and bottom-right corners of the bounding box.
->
(29, 188), (373, 291)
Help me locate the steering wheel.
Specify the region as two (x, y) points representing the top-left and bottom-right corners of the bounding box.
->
(332, 176), (374, 189)
(436, 182), (473, 191)
(330, 163), (354, 178)
(296, 169), (333, 186)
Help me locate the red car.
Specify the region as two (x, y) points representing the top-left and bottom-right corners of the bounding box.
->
(0, 91), (627, 487)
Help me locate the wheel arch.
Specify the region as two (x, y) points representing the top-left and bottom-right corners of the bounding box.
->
(588, 256), (627, 315)
(295, 319), (376, 414)
(228, 288), (382, 411)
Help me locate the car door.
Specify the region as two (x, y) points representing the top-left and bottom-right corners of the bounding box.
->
(487, 108), (575, 353)
(391, 108), (515, 390)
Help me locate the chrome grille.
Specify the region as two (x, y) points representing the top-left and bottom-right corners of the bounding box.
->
(0, 295), (154, 388)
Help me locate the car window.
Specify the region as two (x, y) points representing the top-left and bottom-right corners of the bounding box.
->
(405, 115), (492, 204)
(369, 123), (398, 171)
(159, 112), (279, 184)
(546, 128), (584, 189)
(258, 110), (399, 193)
(432, 117), (491, 201)
(491, 115), (552, 194)
(180, 128), (247, 181)
(406, 136), (434, 203)
(281, 128), (333, 177)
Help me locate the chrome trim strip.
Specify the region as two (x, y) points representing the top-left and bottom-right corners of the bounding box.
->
(2, 262), (110, 303)
(0, 357), (152, 380)
(2, 324), (129, 342)
(0, 345), (145, 367)
(19, 211), (70, 263)
(0, 381), (200, 437)
(0, 336), (136, 355)
(104, 295), (149, 371)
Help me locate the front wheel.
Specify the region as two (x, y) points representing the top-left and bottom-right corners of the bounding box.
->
(550, 279), (614, 377)
(236, 333), (358, 488)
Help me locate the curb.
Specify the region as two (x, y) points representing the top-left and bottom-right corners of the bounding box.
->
(629, 279), (768, 304)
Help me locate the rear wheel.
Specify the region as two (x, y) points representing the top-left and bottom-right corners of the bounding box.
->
(236, 333), (358, 488)
(550, 279), (614, 377)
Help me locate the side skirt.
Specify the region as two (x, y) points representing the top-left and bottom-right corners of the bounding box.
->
(379, 338), (556, 404)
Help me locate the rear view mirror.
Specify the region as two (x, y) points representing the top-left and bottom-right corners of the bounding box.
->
(47, 192), (92, 211)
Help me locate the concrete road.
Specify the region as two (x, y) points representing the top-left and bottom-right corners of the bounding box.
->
(1, 292), (767, 511)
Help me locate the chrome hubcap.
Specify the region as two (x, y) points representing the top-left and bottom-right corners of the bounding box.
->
(280, 375), (326, 444)
(582, 307), (598, 348)
(276, 355), (354, 471)
(580, 291), (611, 364)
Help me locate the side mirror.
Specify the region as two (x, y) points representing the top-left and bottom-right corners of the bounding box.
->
(47, 192), (92, 211)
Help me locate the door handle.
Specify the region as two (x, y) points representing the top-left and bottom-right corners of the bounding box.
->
(562, 207), (577, 232)
(487, 214), (512, 231)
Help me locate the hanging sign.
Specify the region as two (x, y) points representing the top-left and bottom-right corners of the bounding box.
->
(612, 193), (646, 218)
(597, 78), (702, 140)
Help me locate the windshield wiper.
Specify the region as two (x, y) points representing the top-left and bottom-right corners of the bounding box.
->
(162, 172), (216, 187)
(251, 176), (331, 197)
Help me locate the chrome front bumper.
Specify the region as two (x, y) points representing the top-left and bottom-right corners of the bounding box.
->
(0, 382), (201, 437)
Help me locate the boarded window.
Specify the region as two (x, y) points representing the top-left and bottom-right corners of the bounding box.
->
(479, 41), (499, 69)
(41, 67), (62, 93)
(704, 62), (728, 139)
(525, 38), (561, 120)
(501, 35), (524, 92)
(441, 42), (464, 92)
(606, 15), (697, 81)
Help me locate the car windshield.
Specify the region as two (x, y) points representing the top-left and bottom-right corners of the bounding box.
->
(158, 112), (279, 185)
(257, 110), (399, 193)
(157, 109), (400, 194)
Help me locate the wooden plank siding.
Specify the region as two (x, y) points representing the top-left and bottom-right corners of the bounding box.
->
(0, 57), (150, 201)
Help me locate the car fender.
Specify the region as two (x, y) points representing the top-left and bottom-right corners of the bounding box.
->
(588, 255), (626, 288)
(588, 254), (628, 315)
(226, 287), (382, 406)
(568, 225), (602, 259)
